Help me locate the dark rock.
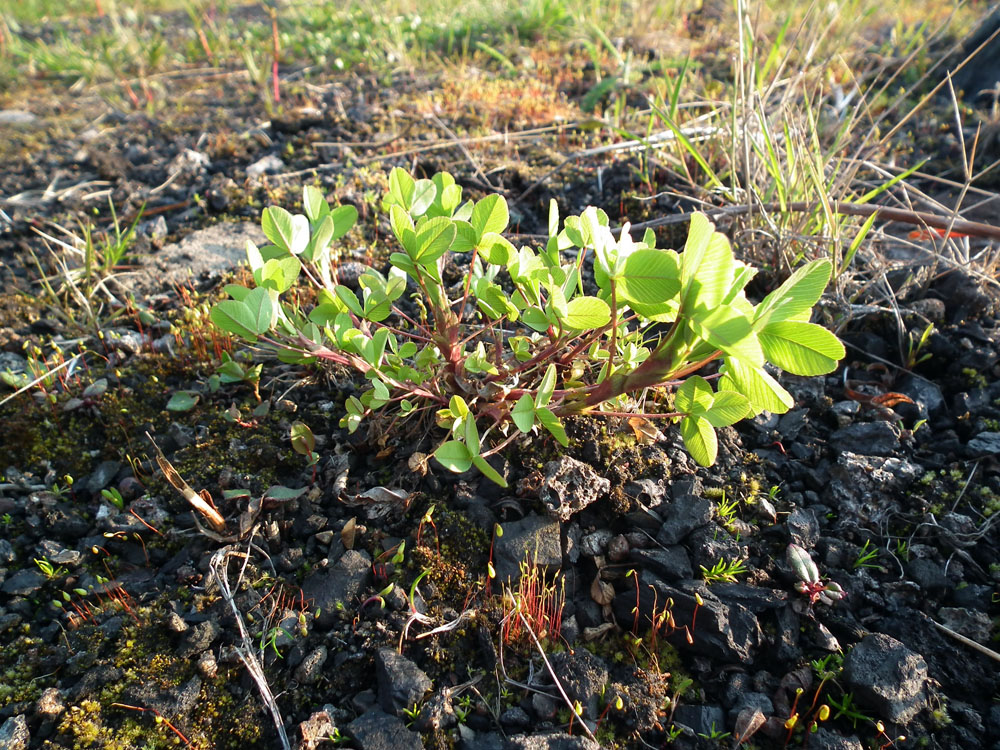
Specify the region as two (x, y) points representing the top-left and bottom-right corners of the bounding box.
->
(830, 422), (901, 456)
(540, 456), (609, 521)
(346, 708), (422, 750)
(549, 648), (608, 718)
(532, 692), (559, 720)
(727, 691), (773, 721)
(936, 607), (992, 643)
(303, 549), (371, 628)
(36, 540), (81, 566)
(1, 569), (45, 597)
(499, 706), (531, 730)
(906, 558), (948, 594)
(376, 648), (432, 714)
(0, 714), (29, 750)
(613, 574), (761, 661)
(656, 495), (712, 545)
(843, 633), (929, 724)
(493, 515), (561, 585)
(579, 529), (612, 557)
(952, 583), (992, 609)
(787, 508), (820, 547)
(414, 689), (457, 731)
(457, 728), (505, 750)
(506, 730), (600, 749)
(674, 704), (726, 737)
(84, 461), (122, 495)
(294, 646), (328, 685)
(809, 728), (864, 750)
(177, 619), (220, 657)
(625, 477), (669, 509)
(710, 583), (787, 612)
(628, 546), (693, 580)
(967, 431), (1000, 455)
(897, 375), (944, 420)
(830, 401), (860, 427)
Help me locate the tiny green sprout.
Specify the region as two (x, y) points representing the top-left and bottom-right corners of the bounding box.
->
(390, 541), (406, 565)
(852, 539), (880, 570)
(700, 557), (748, 584)
(101, 487), (125, 510)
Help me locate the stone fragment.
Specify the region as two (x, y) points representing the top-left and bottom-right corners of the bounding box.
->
(843, 633), (929, 724)
(549, 648), (609, 718)
(246, 153), (286, 178)
(830, 422), (900, 456)
(673, 704), (726, 737)
(539, 456), (609, 521)
(303, 550), (372, 628)
(656, 494), (712, 545)
(492, 514), (561, 585)
(506, 732), (601, 749)
(0, 715), (29, 750)
(347, 708), (422, 750)
(809, 728), (864, 750)
(376, 648), (432, 714)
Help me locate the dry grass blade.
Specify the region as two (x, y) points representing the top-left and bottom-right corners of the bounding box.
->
(147, 432), (227, 532)
(209, 548), (292, 750)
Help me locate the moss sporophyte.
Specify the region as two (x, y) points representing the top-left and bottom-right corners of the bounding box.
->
(210, 167), (844, 485)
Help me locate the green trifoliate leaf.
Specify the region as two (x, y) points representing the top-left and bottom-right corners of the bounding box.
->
(536, 406), (568, 446)
(675, 375), (714, 415)
(680, 414), (717, 466)
(618, 248), (681, 305)
(472, 456), (508, 487)
(562, 296), (611, 331)
(414, 216), (456, 263)
(759, 320), (845, 376)
(463, 414), (481, 454)
(256, 256), (300, 293)
(536, 364), (557, 407)
(471, 194), (509, 236)
(329, 204), (358, 241)
(721, 358), (793, 414)
(262, 206), (309, 255)
(512, 394), (536, 433)
(703, 390), (750, 428)
(754, 259), (833, 328)
(435, 440), (473, 473)
(223, 284), (250, 302)
(478, 232), (516, 265)
(390, 203), (415, 246)
(243, 287), (275, 334)
(410, 179), (436, 216)
(246, 240), (264, 272)
(686, 232), (733, 309)
(691, 306), (763, 366)
(385, 167), (415, 210)
(303, 185), (329, 222)
(680, 212), (713, 290)
(334, 285), (364, 317)
(451, 220), (478, 253)
(305, 214), (334, 262)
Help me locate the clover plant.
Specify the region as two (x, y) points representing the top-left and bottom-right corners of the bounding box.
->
(210, 168), (844, 486)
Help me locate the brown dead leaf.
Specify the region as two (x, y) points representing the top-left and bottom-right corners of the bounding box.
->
(408, 452), (429, 476)
(342, 517), (357, 550)
(590, 572), (615, 606)
(628, 416), (663, 445)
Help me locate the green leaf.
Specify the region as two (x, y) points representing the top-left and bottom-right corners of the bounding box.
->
(478, 232), (516, 265)
(245, 240), (264, 272)
(223, 284), (250, 302)
(386, 167), (415, 210)
(536, 364), (557, 408)
(414, 216), (456, 262)
(675, 375), (714, 415)
(243, 287), (275, 334)
(562, 296), (611, 331)
(463, 414), (481, 454)
(411, 179), (436, 216)
(211, 300), (259, 341)
(335, 285), (364, 317)
(521, 306), (551, 333)
(618, 249), (681, 305)
(680, 212), (713, 288)
(680, 414), (717, 466)
(722, 358), (793, 414)
(256, 256), (301, 293)
(290, 421), (316, 454)
(691, 307), (762, 365)
(306, 215), (334, 262)
(473, 455), (508, 487)
(264, 485), (308, 501)
(435, 440), (473, 473)
(471, 194), (509, 236)
(759, 321), (844, 376)
(303, 185), (329, 222)
(686, 232), (733, 309)
(166, 390), (199, 412)
(754, 259), (833, 328)
(262, 206), (309, 255)
(536, 407), (568, 446)
(330, 204), (358, 241)
(512, 394), (536, 433)
(703, 390), (750, 427)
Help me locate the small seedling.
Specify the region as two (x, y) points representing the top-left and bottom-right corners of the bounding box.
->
(787, 543), (846, 605)
(101, 487), (125, 510)
(700, 557), (748, 584)
(852, 539), (880, 570)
